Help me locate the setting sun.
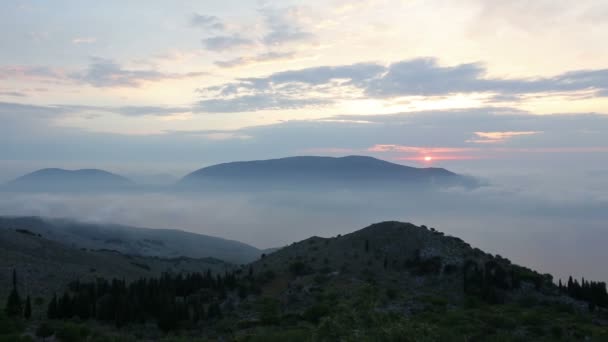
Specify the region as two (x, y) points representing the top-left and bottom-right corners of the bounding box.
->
(424, 156), (433, 161)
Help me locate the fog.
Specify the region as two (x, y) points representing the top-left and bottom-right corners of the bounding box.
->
(0, 167), (606, 284)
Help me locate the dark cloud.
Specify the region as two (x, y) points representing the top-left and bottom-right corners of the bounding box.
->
(249, 62), (384, 87)
(198, 57), (608, 111)
(190, 13), (224, 31)
(69, 58), (206, 87)
(365, 59), (608, 97)
(201, 35), (253, 51)
(198, 62), (384, 111)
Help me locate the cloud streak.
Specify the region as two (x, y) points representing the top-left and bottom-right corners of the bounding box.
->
(70, 58), (207, 87)
(201, 35), (253, 51)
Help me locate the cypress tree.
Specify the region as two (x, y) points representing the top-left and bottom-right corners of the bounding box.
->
(4, 269), (23, 317)
(47, 293), (58, 319)
(24, 296), (32, 319)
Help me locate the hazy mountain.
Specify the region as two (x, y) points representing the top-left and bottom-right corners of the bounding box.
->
(178, 155), (477, 191)
(4, 168), (134, 192)
(0, 216), (262, 264)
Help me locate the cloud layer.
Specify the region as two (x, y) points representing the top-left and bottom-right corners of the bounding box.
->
(198, 57), (608, 112)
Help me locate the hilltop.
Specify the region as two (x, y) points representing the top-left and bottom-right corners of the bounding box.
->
(178, 155), (477, 190)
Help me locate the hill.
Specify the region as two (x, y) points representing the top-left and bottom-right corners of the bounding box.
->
(0, 227), (234, 302)
(2, 221), (607, 341)
(0, 216), (262, 264)
(4, 168), (134, 192)
(177, 155), (477, 191)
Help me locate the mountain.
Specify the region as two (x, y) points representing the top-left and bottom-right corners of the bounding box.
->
(0, 216), (262, 264)
(178, 155), (477, 190)
(0, 227), (235, 302)
(4, 168), (134, 192)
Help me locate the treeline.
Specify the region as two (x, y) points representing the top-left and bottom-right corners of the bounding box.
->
(462, 259), (555, 304)
(44, 270), (254, 332)
(559, 276), (608, 310)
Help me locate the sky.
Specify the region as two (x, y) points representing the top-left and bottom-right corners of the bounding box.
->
(1, 0), (608, 180)
(1, 0), (608, 281)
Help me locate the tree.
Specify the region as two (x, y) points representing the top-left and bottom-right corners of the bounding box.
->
(5, 269), (23, 317)
(47, 294), (58, 319)
(365, 239), (370, 252)
(24, 296), (32, 319)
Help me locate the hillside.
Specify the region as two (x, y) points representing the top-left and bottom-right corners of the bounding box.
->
(178, 155), (477, 190)
(4, 168), (133, 192)
(0, 216), (262, 264)
(2, 221), (606, 341)
(0, 228), (235, 302)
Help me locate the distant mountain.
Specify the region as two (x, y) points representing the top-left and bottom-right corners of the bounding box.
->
(178, 155), (476, 190)
(0, 216), (262, 264)
(4, 168), (134, 192)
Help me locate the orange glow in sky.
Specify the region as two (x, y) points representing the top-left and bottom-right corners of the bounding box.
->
(424, 156), (433, 161)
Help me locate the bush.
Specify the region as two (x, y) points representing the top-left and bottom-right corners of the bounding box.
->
(303, 304), (331, 324)
(289, 261), (311, 276)
(256, 298), (281, 325)
(55, 322), (90, 342)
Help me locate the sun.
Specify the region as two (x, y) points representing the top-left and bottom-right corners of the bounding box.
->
(424, 156), (433, 161)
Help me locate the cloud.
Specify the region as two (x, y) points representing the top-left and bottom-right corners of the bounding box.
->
(53, 104), (193, 118)
(190, 13), (224, 31)
(0, 65), (66, 81)
(364, 58), (608, 97)
(197, 62), (384, 111)
(197, 57), (608, 112)
(72, 37), (96, 44)
(467, 131), (542, 144)
(0, 101), (66, 117)
(196, 95), (331, 113)
(260, 6), (316, 46)
(70, 58), (207, 87)
(0, 90), (27, 97)
(214, 51), (295, 68)
(201, 35), (254, 51)
(113, 106), (191, 117)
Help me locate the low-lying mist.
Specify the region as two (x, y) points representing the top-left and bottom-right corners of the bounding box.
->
(0, 170), (606, 283)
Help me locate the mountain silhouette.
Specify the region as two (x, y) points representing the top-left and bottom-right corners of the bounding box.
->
(178, 155), (475, 190)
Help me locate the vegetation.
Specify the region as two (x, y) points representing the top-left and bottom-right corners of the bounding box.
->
(2, 221), (608, 341)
